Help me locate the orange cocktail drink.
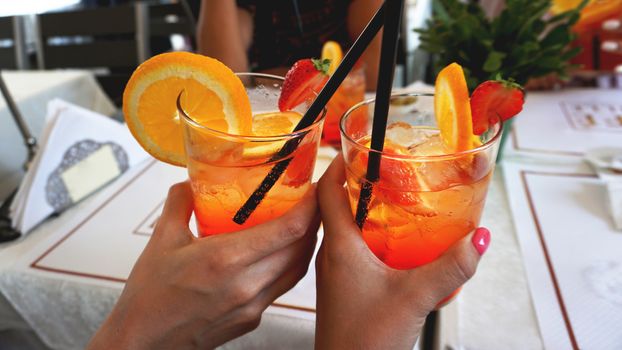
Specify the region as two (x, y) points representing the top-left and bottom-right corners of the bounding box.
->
(340, 94), (502, 269)
(178, 73), (325, 236)
(322, 65), (366, 145)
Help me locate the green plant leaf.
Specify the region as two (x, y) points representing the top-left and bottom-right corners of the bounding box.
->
(415, 0), (579, 87)
(541, 25), (570, 48)
(432, 0), (450, 23)
(560, 46), (583, 61)
(483, 51), (506, 72)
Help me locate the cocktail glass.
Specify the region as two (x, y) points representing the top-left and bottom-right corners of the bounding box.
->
(178, 73), (325, 237)
(340, 93), (501, 270)
(322, 65), (366, 146)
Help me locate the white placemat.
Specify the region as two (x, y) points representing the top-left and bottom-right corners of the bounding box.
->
(504, 160), (622, 349)
(505, 89), (622, 160)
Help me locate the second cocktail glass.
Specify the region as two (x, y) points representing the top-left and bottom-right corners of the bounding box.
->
(322, 65), (366, 146)
(178, 73), (325, 236)
(341, 94), (502, 270)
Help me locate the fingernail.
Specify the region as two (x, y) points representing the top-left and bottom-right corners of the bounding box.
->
(472, 227), (490, 256)
(603, 19), (621, 31)
(602, 41), (620, 53)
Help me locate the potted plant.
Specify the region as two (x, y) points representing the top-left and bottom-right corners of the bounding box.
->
(416, 0), (587, 159)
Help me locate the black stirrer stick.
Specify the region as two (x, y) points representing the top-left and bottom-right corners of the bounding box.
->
(354, 0), (404, 229)
(233, 1), (388, 225)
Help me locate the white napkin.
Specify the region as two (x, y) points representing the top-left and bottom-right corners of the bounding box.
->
(10, 99), (148, 234)
(585, 148), (622, 230)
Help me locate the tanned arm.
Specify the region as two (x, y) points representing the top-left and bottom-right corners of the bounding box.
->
(348, 0), (384, 91)
(196, 0), (253, 72)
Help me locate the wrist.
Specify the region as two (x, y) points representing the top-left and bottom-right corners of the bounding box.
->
(315, 310), (424, 350)
(87, 296), (151, 350)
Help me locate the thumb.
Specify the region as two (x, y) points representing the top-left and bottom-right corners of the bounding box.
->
(411, 227), (491, 306)
(151, 181), (195, 245)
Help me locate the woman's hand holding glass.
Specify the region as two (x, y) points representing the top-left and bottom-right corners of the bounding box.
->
(87, 182), (319, 350)
(314, 156), (490, 349)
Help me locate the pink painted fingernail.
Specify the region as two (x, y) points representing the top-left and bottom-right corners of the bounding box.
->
(472, 227), (490, 256)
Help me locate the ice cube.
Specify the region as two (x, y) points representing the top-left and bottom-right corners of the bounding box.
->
(384, 122), (448, 156)
(408, 133), (446, 156)
(385, 121), (417, 148)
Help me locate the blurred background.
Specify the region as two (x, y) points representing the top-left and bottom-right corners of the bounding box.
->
(0, 1), (433, 105)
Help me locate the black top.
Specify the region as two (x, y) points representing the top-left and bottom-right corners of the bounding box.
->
(237, 0), (353, 71)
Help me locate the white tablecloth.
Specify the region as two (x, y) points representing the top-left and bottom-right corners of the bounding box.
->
(438, 168), (544, 349)
(0, 70), (117, 199)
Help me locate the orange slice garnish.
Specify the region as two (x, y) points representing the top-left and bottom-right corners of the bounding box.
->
(123, 52), (252, 166)
(252, 111), (302, 136)
(243, 111), (303, 158)
(434, 63), (474, 153)
(321, 41), (343, 75)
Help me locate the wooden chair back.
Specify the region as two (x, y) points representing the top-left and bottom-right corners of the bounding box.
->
(0, 16), (28, 69)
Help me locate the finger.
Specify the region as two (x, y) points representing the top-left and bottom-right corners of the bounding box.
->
(317, 155), (361, 241)
(152, 182), (195, 243)
(603, 19), (622, 33)
(157, 182), (194, 228)
(249, 216), (318, 302)
(602, 40), (622, 55)
(257, 252), (314, 308)
(319, 153), (346, 186)
(206, 186), (319, 265)
(244, 210), (319, 283)
(204, 232), (318, 346)
(410, 227), (490, 307)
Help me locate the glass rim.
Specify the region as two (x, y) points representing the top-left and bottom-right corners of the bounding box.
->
(177, 72), (327, 142)
(339, 92), (504, 161)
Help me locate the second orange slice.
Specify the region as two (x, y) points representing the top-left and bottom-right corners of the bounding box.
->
(321, 41), (343, 75)
(434, 63), (474, 153)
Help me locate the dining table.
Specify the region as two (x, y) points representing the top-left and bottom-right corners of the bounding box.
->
(0, 78), (553, 350)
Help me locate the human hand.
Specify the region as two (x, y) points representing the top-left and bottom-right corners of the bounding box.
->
(315, 156), (490, 350)
(602, 18), (622, 55)
(87, 182), (320, 350)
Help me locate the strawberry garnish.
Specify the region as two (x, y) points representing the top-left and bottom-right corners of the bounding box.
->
(283, 142), (316, 188)
(278, 58), (330, 111)
(470, 78), (524, 135)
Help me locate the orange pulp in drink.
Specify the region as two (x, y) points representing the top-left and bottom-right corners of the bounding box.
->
(345, 138), (493, 269)
(185, 129), (320, 236)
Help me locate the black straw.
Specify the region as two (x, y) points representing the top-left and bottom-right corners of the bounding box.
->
(233, 1), (388, 225)
(354, 0), (404, 229)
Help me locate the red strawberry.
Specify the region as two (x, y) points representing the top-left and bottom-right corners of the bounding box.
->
(283, 142), (316, 188)
(470, 79), (525, 135)
(278, 58), (330, 111)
